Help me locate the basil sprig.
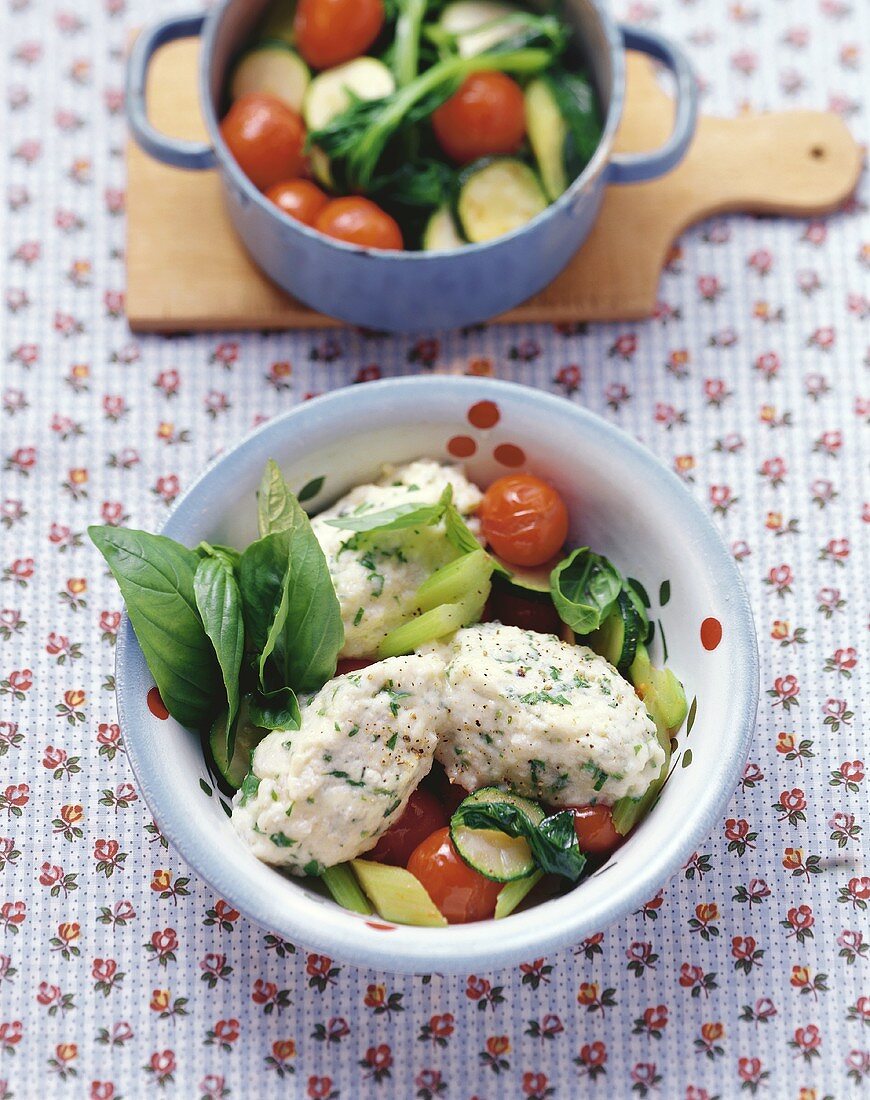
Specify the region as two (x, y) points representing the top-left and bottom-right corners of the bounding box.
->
(89, 527), (221, 729)
(193, 554), (245, 734)
(89, 461), (344, 759)
(451, 799), (587, 882)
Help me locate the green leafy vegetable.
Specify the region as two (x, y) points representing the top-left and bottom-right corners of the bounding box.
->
(247, 687), (301, 732)
(374, 158), (457, 208)
(242, 466), (344, 694)
(325, 486), (452, 533)
(309, 16), (566, 191)
(451, 797), (587, 881)
(297, 476), (325, 504)
(392, 0), (428, 86)
(545, 69), (601, 179)
(196, 542), (241, 569)
(194, 555), (245, 743)
(550, 547), (622, 634)
(258, 458), (297, 537)
(239, 531), (290, 669)
(88, 526), (220, 728)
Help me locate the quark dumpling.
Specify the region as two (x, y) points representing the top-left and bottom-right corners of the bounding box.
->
(231, 653), (448, 874)
(310, 460), (483, 657)
(427, 623), (664, 806)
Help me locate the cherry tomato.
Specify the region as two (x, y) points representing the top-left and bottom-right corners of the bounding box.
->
(294, 0), (385, 70)
(407, 827), (501, 923)
(488, 585), (563, 636)
(479, 474), (569, 567)
(220, 94), (306, 191)
(265, 179), (329, 226)
(432, 72), (526, 165)
(567, 804), (622, 855)
(335, 657), (376, 676)
(365, 788), (448, 867)
(314, 197), (404, 250)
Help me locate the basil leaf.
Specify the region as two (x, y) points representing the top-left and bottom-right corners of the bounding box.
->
(275, 493), (344, 692)
(443, 502), (481, 555)
(194, 556), (245, 740)
(258, 459), (297, 537)
(196, 542), (241, 569)
(88, 526), (219, 729)
(325, 490), (450, 534)
(240, 478), (343, 694)
(550, 547), (622, 634)
(451, 800), (587, 882)
(239, 532), (288, 665)
(444, 503), (513, 578)
(247, 688), (301, 731)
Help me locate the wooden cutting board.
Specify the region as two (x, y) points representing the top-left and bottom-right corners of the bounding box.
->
(126, 41), (861, 332)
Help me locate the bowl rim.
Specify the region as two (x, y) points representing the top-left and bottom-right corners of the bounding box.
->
(116, 377), (759, 972)
(197, 0), (625, 259)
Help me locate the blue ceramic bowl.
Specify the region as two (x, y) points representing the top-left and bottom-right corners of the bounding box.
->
(115, 377), (758, 973)
(127, 1), (697, 331)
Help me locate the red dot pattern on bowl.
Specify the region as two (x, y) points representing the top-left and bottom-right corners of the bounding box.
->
(147, 686), (169, 720)
(447, 435), (477, 458)
(467, 400), (500, 430)
(700, 617), (723, 651)
(494, 443), (526, 468)
(366, 921), (396, 931)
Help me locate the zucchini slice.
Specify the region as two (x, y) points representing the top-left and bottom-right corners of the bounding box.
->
(450, 788), (543, 880)
(303, 57), (395, 131)
(440, 1), (520, 57)
(525, 77), (569, 201)
(460, 786), (545, 825)
(422, 206), (465, 251)
(456, 159), (548, 244)
(209, 699), (268, 790)
(351, 859), (447, 926)
(230, 44), (310, 112)
(451, 826), (535, 881)
(587, 590), (641, 670)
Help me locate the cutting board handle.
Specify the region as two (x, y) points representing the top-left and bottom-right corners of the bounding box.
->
(686, 110), (861, 217)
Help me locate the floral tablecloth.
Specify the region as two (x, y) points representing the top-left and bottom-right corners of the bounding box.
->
(1, 0), (868, 1096)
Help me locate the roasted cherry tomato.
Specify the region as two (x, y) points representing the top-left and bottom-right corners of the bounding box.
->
(265, 179), (329, 226)
(488, 585), (563, 636)
(479, 474), (569, 567)
(335, 657), (376, 676)
(365, 788), (448, 867)
(432, 72), (526, 164)
(407, 826), (502, 923)
(314, 197), (404, 250)
(567, 804), (622, 855)
(294, 0), (385, 70)
(220, 93), (306, 191)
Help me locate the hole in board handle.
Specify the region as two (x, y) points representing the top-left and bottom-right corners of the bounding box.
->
(810, 145), (825, 160)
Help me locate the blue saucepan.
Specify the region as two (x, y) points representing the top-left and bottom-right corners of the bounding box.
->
(127, 0), (698, 332)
